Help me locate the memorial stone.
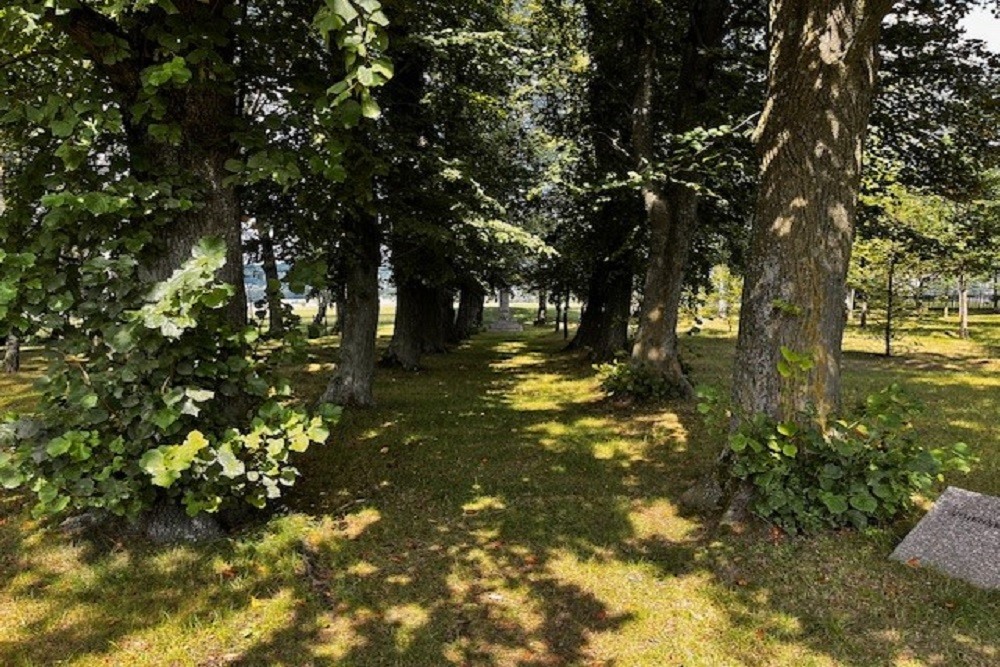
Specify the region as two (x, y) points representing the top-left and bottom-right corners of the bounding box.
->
(890, 486), (1000, 589)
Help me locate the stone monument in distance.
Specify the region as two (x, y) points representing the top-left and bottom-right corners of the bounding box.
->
(489, 289), (523, 332)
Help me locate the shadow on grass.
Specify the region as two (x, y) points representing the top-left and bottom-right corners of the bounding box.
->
(0, 329), (996, 665)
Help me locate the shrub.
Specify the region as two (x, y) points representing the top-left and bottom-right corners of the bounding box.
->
(0, 238), (338, 519)
(697, 384), (975, 534)
(596, 360), (687, 402)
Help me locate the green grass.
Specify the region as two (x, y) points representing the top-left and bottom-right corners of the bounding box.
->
(0, 310), (997, 665)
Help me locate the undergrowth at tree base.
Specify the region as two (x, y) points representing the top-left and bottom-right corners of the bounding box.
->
(697, 384), (976, 534)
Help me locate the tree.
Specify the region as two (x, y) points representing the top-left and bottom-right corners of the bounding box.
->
(0, 0), (390, 523)
(731, 0), (896, 424)
(630, 0), (731, 396)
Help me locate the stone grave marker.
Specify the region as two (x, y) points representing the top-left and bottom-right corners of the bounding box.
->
(890, 486), (1000, 589)
(489, 289), (523, 332)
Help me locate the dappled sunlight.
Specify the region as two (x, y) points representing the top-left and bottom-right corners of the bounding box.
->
(1, 321), (998, 664)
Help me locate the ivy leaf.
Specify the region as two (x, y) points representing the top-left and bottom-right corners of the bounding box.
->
(216, 443), (246, 479)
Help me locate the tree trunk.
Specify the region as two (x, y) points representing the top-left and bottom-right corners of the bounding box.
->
(333, 283), (347, 334)
(535, 290), (548, 325)
(884, 251), (896, 357)
(731, 0), (891, 425)
(859, 296), (868, 328)
(313, 289), (329, 328)
(563, 291), (570, 339)
(455, 281), (485, 341)
(4, 335), (20, 374)
(958, 272), (970, 339)
(259, 227), (284, 336)
(383, 276), (448, 369)
(320, 215), (381, 407)
(554, 296), (563, 334)
(568, 261), (632, 360)
(630, 0), (729, 398)
(845, 287), (856, 322)
(992, 271), (998, 313)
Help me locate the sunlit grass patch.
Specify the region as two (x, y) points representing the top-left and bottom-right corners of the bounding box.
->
(0, 313), (997, 665)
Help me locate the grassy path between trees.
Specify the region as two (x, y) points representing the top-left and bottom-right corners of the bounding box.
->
(0, 312), (997, 665)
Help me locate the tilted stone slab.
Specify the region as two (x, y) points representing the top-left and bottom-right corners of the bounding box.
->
(890, 486), (1000, 589)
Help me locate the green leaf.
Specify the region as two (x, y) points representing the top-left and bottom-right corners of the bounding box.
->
(140, 449), (179, 488)
(849, 492), (878, 513)
(216, 443), (246, 479)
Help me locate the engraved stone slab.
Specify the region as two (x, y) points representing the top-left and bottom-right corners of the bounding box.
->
(890, 486), (1000, 589)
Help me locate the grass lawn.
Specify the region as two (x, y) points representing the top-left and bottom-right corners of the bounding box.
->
(0, 309), (997, 666)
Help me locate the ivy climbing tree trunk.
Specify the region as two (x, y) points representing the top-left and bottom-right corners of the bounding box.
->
(53, 1), (247, 331)
(630, 0), (729, 398)
(731, 0), (894, 424)
(320, 214), (381, 407)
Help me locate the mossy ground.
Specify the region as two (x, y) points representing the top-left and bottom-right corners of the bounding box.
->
(0, 308), (997, 666)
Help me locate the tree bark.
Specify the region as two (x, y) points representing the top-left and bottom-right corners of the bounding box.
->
(259, 227), (284, 336)
(320, 215), (381, 407)
(731, 0), (892, 424)
(455, 281), (485, 341)
(958, 272), (970, 339)
(535, 290), (548, 325)
(567, 260), (632, 360)
(3, 335), (19, 374)
(383, 275), (449, 369)
(333, 283), (348, 334)
(55, 2), (247, 330)
(313, 289), (330, 328)
(884, 251), (896, 357)
(630, 0), (729, 398)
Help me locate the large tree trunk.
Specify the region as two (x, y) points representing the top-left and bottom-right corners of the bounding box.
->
(455, 281), (485, 341)
(55, 3), (247, 331)
(567, 259), (632, 360)
(259, 227), (284, 336)
(3, 335), (19, 374)
(630, 0), (729, 398)
(731, 0), (891, 424)
(383, 275), (449, 369)
(320, 215), (381, 407)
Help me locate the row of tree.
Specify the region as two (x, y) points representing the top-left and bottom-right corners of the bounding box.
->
(0, 0), (997, 523)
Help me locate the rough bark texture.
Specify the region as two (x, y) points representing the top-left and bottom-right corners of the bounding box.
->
(56, 1), (247, 330)
(3, 335), (19, 374)
(568, 263), (632, 360)
(568, 1), (647, 361)
(259, 228), (284, 336)
(383, 276), (450, 370)
(455, 281), (485, 341)
(320, 215), (381, 407)
(630, 0), (729, 397)
(333, 284), (348, 334)
(732, 0), (893, 424)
